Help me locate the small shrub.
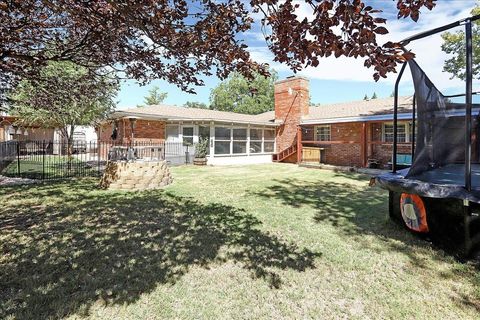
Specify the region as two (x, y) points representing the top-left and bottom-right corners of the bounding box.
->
(194, 138), (209, 158)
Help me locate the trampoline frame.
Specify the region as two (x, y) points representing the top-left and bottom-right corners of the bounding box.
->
(386, 14), (480, 256)
(393, 14), (480, 190)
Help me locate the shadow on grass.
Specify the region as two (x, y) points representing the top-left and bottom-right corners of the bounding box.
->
(251, 175), (480, 309)
(0, 180), (320, 319)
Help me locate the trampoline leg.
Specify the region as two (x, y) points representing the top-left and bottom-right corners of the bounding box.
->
(388, 191), (395, 219)
(463, 200), (472, 257)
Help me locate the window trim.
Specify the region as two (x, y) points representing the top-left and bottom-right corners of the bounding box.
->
(249, 128), (263, 154)
(314, 125), (331, 142)
(382, 122), (410, 143)
(182, 126), (194, 146)
(211, 125), (276, 156)
(263, 128), (276, 153)
(232, 127), (248, 155)
(214, 126), (232, 155)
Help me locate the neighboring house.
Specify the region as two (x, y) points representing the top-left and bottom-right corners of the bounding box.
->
(0, 115), (98, 143)
(0, 115), (58, 142)
(99, 76), (414, 167)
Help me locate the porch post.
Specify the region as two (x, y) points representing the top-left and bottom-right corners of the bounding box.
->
(361, 122), (367, 167)
(296, 126), (302, 164)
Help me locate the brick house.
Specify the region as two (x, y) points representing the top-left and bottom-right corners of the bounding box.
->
(99, 76), (413, 167)
(274, 76), (414, 168)
(99, 105), (279, 165)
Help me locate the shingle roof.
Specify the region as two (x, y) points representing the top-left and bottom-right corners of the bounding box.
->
(302, 96), (413, 123)
(112, 96), (413, 126)
(112, 104), (278, 126)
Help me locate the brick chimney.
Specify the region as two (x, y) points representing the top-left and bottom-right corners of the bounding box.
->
(274, 76), (310, 153)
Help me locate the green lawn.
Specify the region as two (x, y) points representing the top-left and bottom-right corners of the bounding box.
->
(1, 163), (479, 319)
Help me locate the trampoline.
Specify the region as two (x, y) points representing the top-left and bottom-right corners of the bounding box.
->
(376, 15), (480, 256)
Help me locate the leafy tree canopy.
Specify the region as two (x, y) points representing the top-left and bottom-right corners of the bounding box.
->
(441, 6), (480, 80)
(140, 86), (168, 106)
(210, 69), (278, 115)
(363, 94), (369, 100)
(371, 92), (378, 99)
(0, 0), (436, 108)
(9, 61), (118, 143)
(183, 101), (209, 109)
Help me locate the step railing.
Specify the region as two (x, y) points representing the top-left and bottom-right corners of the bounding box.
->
(272, 142), (297, 162)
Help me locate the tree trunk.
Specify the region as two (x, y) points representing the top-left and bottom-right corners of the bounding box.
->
(66, 126), (75, 171)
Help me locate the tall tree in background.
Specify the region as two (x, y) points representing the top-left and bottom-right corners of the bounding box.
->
(363, 94), (369, 100)
(371, 92), (378, 99)
(140, 86), (168, 106)
(183, 101), (209, 109)
(0, 1), (437, 109)
(441, 6), (480, 80)
(10, 61), (118, 156)
(210, 70), (278, 115)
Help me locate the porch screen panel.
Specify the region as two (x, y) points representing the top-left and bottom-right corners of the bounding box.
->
(264, 129), (275, 153)
(199, 126), (210, 155)
(233, 128), (247, 154)
(214, 127), (231, 155)
(250, 128), (262, 153)
(182, 127), (194, 145)
(166, 125), (180, 142)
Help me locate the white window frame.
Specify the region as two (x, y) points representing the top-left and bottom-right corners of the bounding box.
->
(232, 127), (248, 155)
(382, 122), (410, 143)
(165, 124), (180, 143)
(213, 126), (232, 155)
(263, 128), (276, 154)
(249, 127), (263, 154)
(314, 125), (331, 141)
(182, 125), (195, 146)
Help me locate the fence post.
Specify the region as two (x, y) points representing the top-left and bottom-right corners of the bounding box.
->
(97, 141), (101, 176)
(42, 140), (46, 180)
(16, 141), (20, 176)
(185, 144), (189, 164)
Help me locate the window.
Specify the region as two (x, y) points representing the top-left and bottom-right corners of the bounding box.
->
(182, 127), (194, 145)
(233, 128), (247, 154)
(263, 129), (275, 153)
(314, 125), (331, 141)
(214, 127), (231, 154)
(250, 128), (262, 154)
(166, 125), (180, 142)
(383, 123), (408, 143)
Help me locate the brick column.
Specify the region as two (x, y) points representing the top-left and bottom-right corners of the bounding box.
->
(274, 76), (310, 154)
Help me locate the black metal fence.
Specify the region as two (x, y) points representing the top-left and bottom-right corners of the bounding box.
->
(0, 140), (196, 180)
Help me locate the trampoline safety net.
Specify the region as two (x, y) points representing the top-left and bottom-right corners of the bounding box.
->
(406, 60), (477, 185)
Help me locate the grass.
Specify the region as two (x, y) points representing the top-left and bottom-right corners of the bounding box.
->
(0, 163), (479, 319)
(2, 155), (98, 179)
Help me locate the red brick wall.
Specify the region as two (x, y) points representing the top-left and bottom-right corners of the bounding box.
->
(300, 121), (412, 168)
(302, 123), (363, 167)
(328, 144), (363, 167)
(98, 119), (166, 143)
(329, 122), (363, 166)
(274, 77), (309, 153)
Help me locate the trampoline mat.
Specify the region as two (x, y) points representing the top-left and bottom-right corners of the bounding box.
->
(376, 164), (480, 204)
(410, 164), (480, 186)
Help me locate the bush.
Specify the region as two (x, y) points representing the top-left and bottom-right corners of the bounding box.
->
(194, 138), (209, 158)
